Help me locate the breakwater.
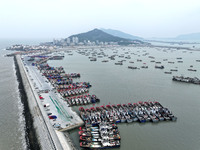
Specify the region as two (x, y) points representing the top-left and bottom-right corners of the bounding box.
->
(14, 55), (63, 150)
(14, 56), (40, 150)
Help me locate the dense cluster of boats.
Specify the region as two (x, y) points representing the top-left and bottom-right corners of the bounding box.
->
(172, 76), (200, 84)
(65, 95), (100, 106)
(35, 61), (100, 106)
(79, 101), (177, 127)
(59, 88), (89, 97)
(79, 123), (120, 149)
(75, 47), (200, 78)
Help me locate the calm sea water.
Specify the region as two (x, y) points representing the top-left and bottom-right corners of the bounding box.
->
(48, 46), (200, 150)
(1, 38), (200, 150)
(0, 38), (50, 150)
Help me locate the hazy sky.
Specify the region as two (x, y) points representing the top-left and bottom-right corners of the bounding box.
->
(0, 0), (200, 39)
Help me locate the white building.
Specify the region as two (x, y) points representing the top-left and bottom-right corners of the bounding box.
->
(66, 38), (71, 44)
(72, 37), (79, 44)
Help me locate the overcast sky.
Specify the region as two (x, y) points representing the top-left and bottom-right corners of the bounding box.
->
(0, 0), (200, 39)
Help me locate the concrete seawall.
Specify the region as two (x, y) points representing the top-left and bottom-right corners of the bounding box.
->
(15, 55), (63, 150)
(14, 55), (40, 150)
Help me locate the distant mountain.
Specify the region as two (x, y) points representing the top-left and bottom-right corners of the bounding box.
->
(147, 32), (200, 42)
(100, 28), (143, 40)
(68, 28), (129, 42)
(175, 32), (200, 40)
(67, 29), (144, 45)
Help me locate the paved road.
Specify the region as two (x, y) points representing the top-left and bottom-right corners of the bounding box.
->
(23, 55), (83, 130)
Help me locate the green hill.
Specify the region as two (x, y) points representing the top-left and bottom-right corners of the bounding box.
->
(67, 29), (144, 45)
(68, 28), (128, 42)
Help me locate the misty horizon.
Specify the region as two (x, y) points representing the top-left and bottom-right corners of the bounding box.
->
(0, 0), (200, 39)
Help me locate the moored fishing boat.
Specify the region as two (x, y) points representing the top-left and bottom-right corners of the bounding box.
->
(164, 71), (172, 74)
(170, 69), (178, 71)
(115, 62), (123, 65)
(128, 66), (139, 69)
(188, 69), (197, 71)
(155, 65), (164, 69)
(79, 123), (121, 149)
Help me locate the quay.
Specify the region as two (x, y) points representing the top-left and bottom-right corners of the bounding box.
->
(15, 54), (84, 150)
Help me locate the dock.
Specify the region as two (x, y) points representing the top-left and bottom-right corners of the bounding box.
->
(16, 54), (84, 150)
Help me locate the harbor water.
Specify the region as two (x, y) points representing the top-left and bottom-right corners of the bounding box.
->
(48, 46), (200, 150)
(0, 39), (200, 150)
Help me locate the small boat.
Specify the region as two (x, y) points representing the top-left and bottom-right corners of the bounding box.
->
(155, 65), (164, 69)
(155, 61), (161, 64)
(188, 69), (197, 72)
(90, 58), (97, 61)
(141, 66), (148, 69)
(148, 56), (155, 59)
(120, 116), (126, 123)
(128, 66), (139, 69)
(170, 69), (178, 71)
(177, 61), (183, 63)
(102, 60), (109, 62)
(164, 71), (172, 74)
(115, 62), (123, 65)
(80, 141), (91, 148)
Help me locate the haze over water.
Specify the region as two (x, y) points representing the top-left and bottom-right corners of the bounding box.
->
(48, 46), (200, 150)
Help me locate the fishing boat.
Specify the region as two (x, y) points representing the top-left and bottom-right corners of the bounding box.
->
(90, 57), (97, 61)
(115, 62), (123, 65)
(177, 61), (183, 63)
(164, 71), (172, 74)
(155, 61), (161, 64)
(188, 69), (197, 71)
(155, 65), (164, 69)
(170, 69), (178, 71)
(128, 66), (139, 69)
(141, 66), (148, 69)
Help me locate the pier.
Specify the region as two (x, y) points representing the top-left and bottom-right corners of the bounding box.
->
(15, 54), (84, 149)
